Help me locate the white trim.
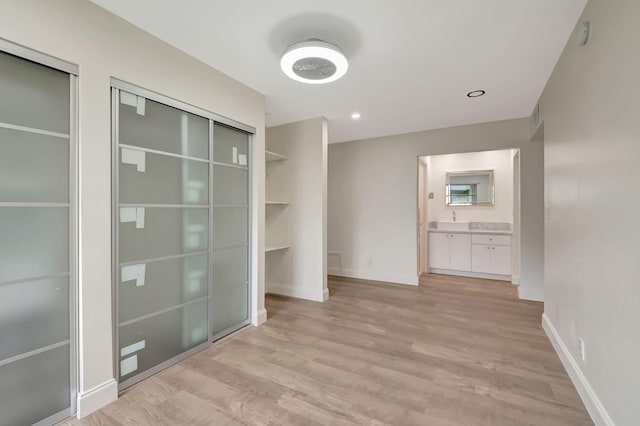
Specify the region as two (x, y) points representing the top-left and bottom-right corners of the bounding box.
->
(322, 288), (330, 302)
(518, 285), (544, 302)
(511, 274), (520, 285)
(327, 266), (342, 275)
(429, 268), (511, 282)
(542, 314), (614, 426)
(329, 268), (419, 286)
(254, 308), (267, 326)
(267, 283), (328, 302)
(76, 378), (118, 418)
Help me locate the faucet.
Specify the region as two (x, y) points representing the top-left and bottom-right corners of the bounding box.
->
(452, 211), (456, 222)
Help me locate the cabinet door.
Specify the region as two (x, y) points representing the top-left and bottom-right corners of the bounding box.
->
(449, 234), (471, 271)
(472, 244), (492, 273)
(428, 233), (450, 269)
(491, 245), (511, 275)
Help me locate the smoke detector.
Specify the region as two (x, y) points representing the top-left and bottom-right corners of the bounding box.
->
(280, 39), (348, 84)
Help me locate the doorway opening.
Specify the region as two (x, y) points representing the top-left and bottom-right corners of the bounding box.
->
(417, 149), (520, 283)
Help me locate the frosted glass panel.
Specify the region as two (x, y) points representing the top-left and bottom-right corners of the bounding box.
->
(211, 245), (249, 335)
(212, 246), (247, 286)
(119, 254), (208, 323)
(212, 207), (247, 249)
(118, 299), (208, 380)
(212, 165), (248, 205)
(120, 149), (209, 205)
(0, 207), (68, 283)
(0, 276), (69, 360)
(119, 207), (208, 263)
(119, 93), (209, 159)
(212, 281), (248, 335)
(0, 345), (70, 426)
(0, 127), (69, 202)
(213, 124), (248, 165)
(0, 51), (70, 134)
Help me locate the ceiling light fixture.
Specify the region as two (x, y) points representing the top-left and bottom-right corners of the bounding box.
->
(467, 90), (486, 98)
(351, 113), (361, 119)
(280, 39), (348, 85)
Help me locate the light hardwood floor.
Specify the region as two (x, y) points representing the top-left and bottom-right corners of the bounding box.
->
(64, 274), (592, 425)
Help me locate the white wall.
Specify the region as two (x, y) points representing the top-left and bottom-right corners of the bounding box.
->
(0, 0), (266, 417)
(266, 118), (328, 302)
(539, 0), (640, 424)
(328, 118), (544, 292)
(425, 149), (513, 224)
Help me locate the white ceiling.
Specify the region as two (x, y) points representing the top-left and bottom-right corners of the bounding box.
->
(90, 0), (587, 143)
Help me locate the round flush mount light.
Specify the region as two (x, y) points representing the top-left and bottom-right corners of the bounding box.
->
(467, 90), (486, 98)
(351, 112), (361, 119)
(280, 39), (349, 85)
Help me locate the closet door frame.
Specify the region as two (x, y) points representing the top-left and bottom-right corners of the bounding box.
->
(110, 79), (254, 389)
(0, 38), (78, 424)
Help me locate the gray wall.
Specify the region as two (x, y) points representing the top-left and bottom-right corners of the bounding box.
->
(539, 0), (640, 423)
(328, 118), (544, 299)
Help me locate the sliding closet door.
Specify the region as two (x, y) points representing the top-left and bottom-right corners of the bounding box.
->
(114, 88), (211, 389)
(0, 47), (76, 425)
(113, 82), (253, 389)
(211, 124), (251, 338)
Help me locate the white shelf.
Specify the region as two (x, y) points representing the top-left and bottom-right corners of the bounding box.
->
(265, 150), (288, 162)
(266, 200), (289, 206)
(265, 245), (290, 253)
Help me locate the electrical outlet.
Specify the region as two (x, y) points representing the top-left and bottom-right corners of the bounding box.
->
(578, 338), (586, 362)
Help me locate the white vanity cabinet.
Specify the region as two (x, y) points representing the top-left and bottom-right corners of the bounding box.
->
(428, 231), (512, 280)
(428, 232), (471, 271)
(471, 234), (511, 275)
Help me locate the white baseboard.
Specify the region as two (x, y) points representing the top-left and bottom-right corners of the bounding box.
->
(542, 314), (614, 426)
(76, 378), (118, 418)
(428, 268), (511, 282)
(327, 266), (342, 275)
(254, 308), (267, 326)
(511, 274), (520, 285)
(329, 268), (419, 286)
(267, 283), (326, 302)
(322, 287), (330, 301)
(518, 285), (544, 302)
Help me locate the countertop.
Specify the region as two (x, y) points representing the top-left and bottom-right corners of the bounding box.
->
(428, 228), (513, 236)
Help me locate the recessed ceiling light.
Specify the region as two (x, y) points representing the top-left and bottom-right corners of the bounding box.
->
(281, 39), (348, 85)
(351, 113), (361, 119)
(467, 90), (486, 98)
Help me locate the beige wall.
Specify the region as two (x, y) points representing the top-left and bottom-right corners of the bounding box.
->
(328, 118), (544, 294)
(266, 118), (328, 301)
(0, 0), (266, 417)
(539, 0), (640, 423)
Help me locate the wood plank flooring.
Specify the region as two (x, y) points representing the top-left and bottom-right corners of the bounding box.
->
(64, 274), (592, 425)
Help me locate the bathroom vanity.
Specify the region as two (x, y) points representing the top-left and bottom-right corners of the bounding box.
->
(428, 222), (512, 281)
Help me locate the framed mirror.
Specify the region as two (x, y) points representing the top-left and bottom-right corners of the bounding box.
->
(446, 170), (495, 206)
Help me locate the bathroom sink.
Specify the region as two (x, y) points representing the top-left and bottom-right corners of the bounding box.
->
(437, 221), (469, 231)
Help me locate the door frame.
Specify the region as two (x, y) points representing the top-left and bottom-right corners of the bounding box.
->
(417, 156), (429, 275)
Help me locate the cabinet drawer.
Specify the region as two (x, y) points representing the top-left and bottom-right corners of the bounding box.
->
(471, 234), (511, 246)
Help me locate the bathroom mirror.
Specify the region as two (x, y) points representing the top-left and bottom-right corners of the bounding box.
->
(446, 170), (495, 206)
